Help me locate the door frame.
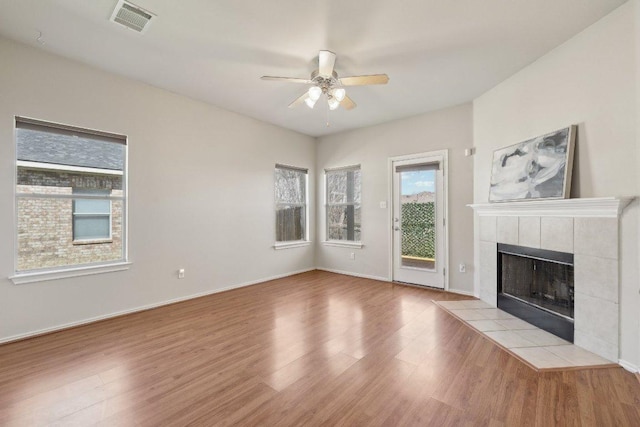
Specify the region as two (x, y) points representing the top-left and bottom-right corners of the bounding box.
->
(387, 149), (449, 291)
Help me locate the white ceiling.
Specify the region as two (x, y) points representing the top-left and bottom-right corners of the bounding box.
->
(0, 0), (627, 137)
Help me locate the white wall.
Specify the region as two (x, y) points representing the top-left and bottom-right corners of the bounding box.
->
(473, 2), (639, 367)
(0, 37), (316, 342)
(316, 104), (475, 294)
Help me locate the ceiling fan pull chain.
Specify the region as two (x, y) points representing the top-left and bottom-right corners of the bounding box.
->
(326, 101), (331, 128)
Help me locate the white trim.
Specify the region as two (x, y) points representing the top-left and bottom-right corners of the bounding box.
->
(17, 160), (123, 176)
(447, 288), (475, 297)
(10, 261), (132, 285)
(468, 197), (634, 218)
(316, 267), (390, 283)
(618, 359), (639, 373)
(322, 241), (363, 249)
(388, 149), (449, 290)
(273, 241), (312, 250)
(1, 268), (315, 345)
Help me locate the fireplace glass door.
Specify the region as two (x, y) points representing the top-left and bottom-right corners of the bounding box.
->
(500, 253), (574, 319)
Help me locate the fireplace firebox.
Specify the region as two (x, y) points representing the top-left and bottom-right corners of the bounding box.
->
(497, 244), (574, 342)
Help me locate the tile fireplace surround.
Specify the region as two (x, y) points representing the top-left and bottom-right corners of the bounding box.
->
(469, 197), (632, 363)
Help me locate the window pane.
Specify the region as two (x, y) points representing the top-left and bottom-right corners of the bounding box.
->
(327, 169), (361, 204)
(327, 172), (346, 204)
(275, 205), (305, 242)
(326, 166), (361, 242)
(275, 168), (305, 204)
(16, 127), (125, 171)
(17, 198), (123, 271)
(74, 216), (110, 240)
(326, 205), (361, 241)
(17, 169), (123, 194)
(74, 199), (111, 215)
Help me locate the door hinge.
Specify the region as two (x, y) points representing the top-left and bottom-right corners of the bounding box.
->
(443, 268), (446, 276)
(443, 218), (446, 226)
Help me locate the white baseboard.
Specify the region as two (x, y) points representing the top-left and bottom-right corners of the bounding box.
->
(447, 288), (475, 296)
(618, 359), (639, 373)
(316, 267), (390, 283)
(0, 267), (315, 345)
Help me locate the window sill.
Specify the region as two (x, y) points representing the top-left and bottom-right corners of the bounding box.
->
(10, 261), (132, 285)
(322, 241), (364, 249)
(72, 239), (113, 246)
(273, 241), (311, 250)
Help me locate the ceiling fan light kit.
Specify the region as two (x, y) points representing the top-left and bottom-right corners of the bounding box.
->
(261, 50), (389, 113)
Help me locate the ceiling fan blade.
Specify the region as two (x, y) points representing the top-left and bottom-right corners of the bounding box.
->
(340, 95), (357, 110)
(318, 50), (336, 78)
(261, 76), (312, 84)
(340, 74), (389, 86)
(288, 92), (309, 108)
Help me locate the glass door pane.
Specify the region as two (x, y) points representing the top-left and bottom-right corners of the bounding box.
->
(399, 169), (436, 270)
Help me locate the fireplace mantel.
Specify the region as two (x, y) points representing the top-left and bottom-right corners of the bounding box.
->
(468, 197), (633, 218)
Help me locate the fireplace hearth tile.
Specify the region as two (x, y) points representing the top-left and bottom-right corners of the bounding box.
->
(543, 345), (611, 366)
(434, 300), (618, 369)
(477, 308), (516, 320)
(510, 347), (576, 369)
(496, 318), (539, 330)
(514, 329), (571, 346)
(449, 309), (491, 321)
(437, 300), (492, 310)
(467, 320), (508, 332)
(485, 330), (538, 348)
(459, 300), (494, 309)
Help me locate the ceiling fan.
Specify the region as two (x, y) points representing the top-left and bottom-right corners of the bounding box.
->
(261, 50), (389, 111)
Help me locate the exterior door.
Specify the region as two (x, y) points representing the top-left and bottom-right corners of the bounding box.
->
(392, 153), (446, 288)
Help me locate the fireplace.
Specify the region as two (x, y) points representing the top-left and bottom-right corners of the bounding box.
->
(497, 244), (574, 342)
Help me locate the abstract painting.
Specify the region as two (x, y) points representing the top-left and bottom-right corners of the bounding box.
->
(489, 126), (576, 202)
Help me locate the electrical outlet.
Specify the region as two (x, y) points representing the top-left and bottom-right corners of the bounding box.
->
(350, 252), (355, 260)
(459, 263), (466, 273)
(178, 268), (185, 279)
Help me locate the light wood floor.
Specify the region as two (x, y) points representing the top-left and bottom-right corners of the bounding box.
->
(1, 270), (639, 426)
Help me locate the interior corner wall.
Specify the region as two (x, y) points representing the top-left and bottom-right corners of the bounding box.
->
(316, 104), (475, 294)
(473, 2), (639, 367)
(635, 0), (640, 370)
(0, 37), (316, 343)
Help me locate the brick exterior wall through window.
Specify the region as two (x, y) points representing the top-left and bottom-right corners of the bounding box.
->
(17, 168), (123, 271)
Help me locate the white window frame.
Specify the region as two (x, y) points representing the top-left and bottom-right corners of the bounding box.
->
(274, 164), (310, 249)
(10, 117), (130, 284)
(323, 164), (363, 248)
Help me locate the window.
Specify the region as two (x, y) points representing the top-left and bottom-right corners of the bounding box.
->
(326, 165), (361, 242)
(14, 117), (127, 276)
(274, 164), (308, 242)
(72, 189), (111, 242)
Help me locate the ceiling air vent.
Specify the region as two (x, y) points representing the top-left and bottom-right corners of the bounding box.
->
(110, 0), (155, 33)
